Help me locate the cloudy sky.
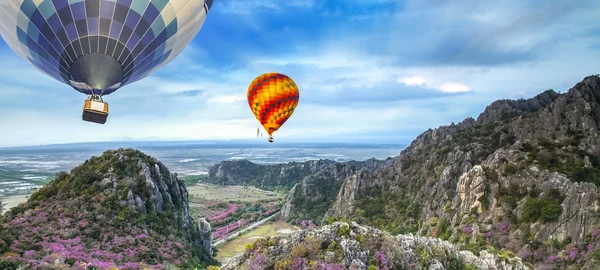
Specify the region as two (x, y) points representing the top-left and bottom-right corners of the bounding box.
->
(0, 0), (599, 147)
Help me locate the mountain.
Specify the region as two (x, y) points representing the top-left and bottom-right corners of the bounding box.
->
(206, 159), (338, 191)
(206, 158), (392, 223)
(221, 221), (529, 269)
(0, 149), (216, 269)
(214, 75), (600, 269)
(280, 159), (392, 225)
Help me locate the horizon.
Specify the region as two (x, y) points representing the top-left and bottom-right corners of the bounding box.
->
(0, 138), (409, 150)
(1, 0), (599, 147)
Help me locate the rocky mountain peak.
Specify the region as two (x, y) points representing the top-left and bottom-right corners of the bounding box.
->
(476, 89), (560, 125)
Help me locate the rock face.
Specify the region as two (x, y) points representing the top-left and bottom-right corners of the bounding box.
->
(280, 159), (393, 224)
(221, 222), (530, 270)
(0, 149), (216, 269)
(207, 159), (337, 190)
(276, 75), (600, 269)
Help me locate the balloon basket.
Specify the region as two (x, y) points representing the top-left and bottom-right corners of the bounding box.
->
(268, 136), (274, 143)
(82, 96), (109, 124)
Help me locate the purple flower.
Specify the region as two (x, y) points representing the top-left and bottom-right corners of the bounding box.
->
(519, 248), (533, 258)
(496, 221), (512, 234)
(374, 251), (388, 270)
(463, 224), (473, 234)
(544, 255), (559, 263)
(249, 253), (265, 270)
(135, 233), (149, 239)
(592, 228), (600, 241)
(569, 250), (578, 260)
(23, 250), (36, 259)
(291, 257), (303, 270)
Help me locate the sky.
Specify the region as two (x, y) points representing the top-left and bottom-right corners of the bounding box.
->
(0, 0), (599, 147)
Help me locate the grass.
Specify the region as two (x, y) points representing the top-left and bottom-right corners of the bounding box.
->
(182, 174), (209, 187)
(215, 220), (299, 263)
(187, 184), (286, 220)
(187, 184), (286, 203)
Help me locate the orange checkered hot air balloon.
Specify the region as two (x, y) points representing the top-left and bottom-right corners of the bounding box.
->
(247, 72), (300, 143)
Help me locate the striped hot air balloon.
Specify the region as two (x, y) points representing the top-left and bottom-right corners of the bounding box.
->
(0, 0), (214, 124)
(247, 72), (300, 143)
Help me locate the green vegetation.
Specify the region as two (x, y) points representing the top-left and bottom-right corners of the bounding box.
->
(437, 218), (451, 240)
(288, 166), (347, 224)
(182, 174), (209, 187)
(519, 134), (600, 187)
(351, 187), (421, 235)
(336, 224), (351, 237)
(503, 163), (519, 176)
(326, 216), (352, 225)
(521, 189), (564, 223)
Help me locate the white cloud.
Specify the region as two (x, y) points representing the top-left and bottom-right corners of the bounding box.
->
(398, 75), (471, 93)
(207, 94), (247, 104)
(438, 82), (470, 93)
(398, 76), (426, 86)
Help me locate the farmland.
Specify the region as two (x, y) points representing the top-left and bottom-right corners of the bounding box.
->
(187, 184), (287, 241)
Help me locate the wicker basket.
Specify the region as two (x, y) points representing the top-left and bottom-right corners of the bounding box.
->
(82, 99), (109, 124)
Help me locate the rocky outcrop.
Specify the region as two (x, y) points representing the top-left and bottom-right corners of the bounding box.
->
(281, 159), (393, 224)
(476, 89), (560, 125)
(221, 222), (529, 270)
(198, 218), (213, 257)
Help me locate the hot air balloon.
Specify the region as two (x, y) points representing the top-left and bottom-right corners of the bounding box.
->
(0, 0), (214, 124)
(247, 72), (299, 143)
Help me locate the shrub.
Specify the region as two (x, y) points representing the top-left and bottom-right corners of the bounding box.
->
(0, 260), (20, 270)
(504, 163), (518, 175)
(536, 150), (559, 168)
(337, 224), (351, 238)
(521, 192), (563, 223)
(444, 202), (453, 213)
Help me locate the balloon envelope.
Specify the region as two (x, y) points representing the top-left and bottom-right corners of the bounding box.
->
(0, 0), (213, 95)
(247, 72), (300, 136)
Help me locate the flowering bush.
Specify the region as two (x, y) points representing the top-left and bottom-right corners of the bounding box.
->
(374, 251), (388, 270)
(0, 196), (203, 269)
(301, 220), (317, 230)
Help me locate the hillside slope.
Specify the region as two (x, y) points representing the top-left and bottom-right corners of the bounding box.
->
(221, 221), (529, 269)
(0, 149), (216, 269)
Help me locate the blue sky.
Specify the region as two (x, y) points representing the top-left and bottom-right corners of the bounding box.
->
(1, 0), (599, 147)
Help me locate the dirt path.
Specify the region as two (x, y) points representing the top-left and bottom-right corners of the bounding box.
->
(213, 212), (280, 247)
